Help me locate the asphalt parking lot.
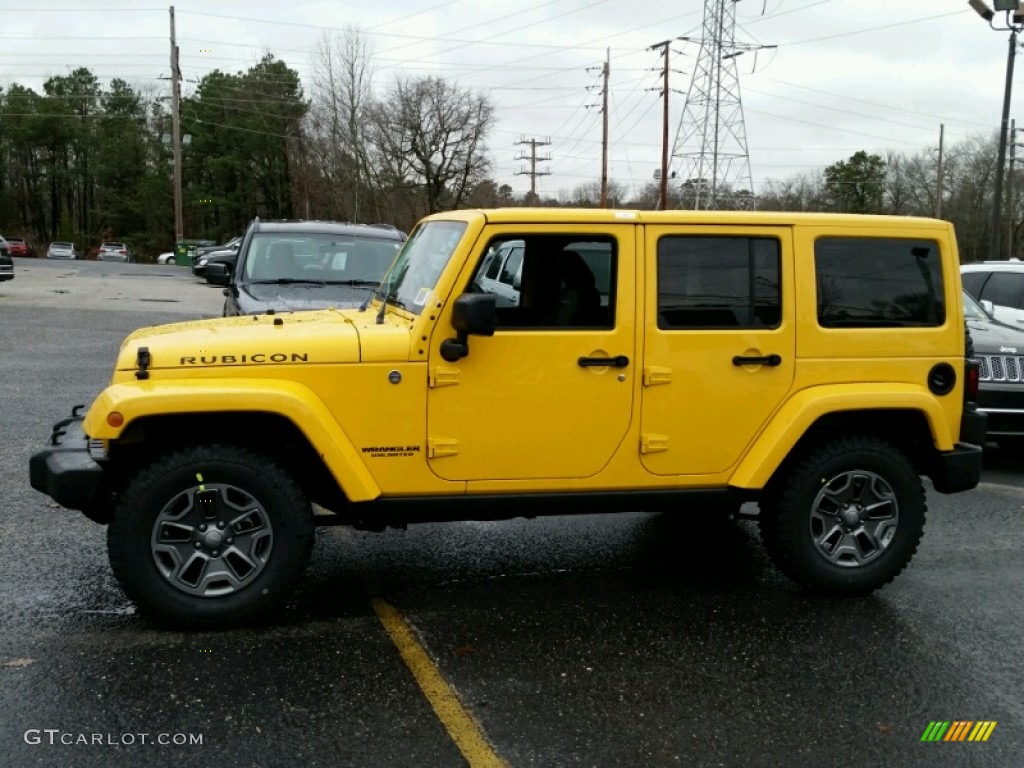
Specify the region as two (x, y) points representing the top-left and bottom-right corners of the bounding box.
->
(1, 257), (1022, 768)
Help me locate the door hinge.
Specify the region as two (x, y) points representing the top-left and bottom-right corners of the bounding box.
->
(643, 366), (672, 386)
(640, 434), (670, 454)
(429, 366), (460, 388)
(428, 437), (459, 458)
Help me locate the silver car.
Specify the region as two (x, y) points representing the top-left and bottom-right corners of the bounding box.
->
(0, 235), (13, 281)
(46, 242), (82, 260)
(97, 242), (134, 262)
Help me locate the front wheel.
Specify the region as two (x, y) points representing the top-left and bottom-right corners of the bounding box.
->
(759, 436), (925, 596)
(108, 445), (314, 628)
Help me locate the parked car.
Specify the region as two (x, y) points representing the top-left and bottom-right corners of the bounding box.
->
(212, 220), (406, 315)
(965, 288), (1024, 445)
(97, 242), (134, 263)
(156, 252), (176, 265)
(475, 239), (525, 307)
(961, 260), (1024, 330)
(46, 242), (82, 260)
(5, 237), (36, 257)
(192, 237), (241, 278)
(198, 248), (241, 282)
(0, 236), (13, 281)
(29, 209), (984, 627)
(192, 236), (240, 269)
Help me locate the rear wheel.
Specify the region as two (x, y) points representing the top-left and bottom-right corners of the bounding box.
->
(108, 445), (314, 628)
(759, 436), (925, 595)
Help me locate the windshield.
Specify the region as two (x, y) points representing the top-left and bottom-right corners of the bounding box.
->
(241, 233), (403, 285)
(375, 221), (467, 314)
(962, 290), (990, 320)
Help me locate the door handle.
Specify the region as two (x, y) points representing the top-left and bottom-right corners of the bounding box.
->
(578, 355), (630, 368)
(732, 354), (782, 367)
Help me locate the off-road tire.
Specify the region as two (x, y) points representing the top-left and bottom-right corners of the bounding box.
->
(759, 436), (925, 596)
(108, 444), (314, 628)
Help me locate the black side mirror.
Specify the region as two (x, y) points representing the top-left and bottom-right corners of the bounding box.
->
(452, 292), (496, 336)
(441, 293), (497, 362)
(206, 262), (231, 285)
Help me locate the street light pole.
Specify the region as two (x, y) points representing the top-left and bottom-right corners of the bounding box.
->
(992, 28), (1017, 260)
(970, 0), (1024, 260)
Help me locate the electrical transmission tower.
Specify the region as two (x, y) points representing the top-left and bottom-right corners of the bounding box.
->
(672, 0), (772, 210)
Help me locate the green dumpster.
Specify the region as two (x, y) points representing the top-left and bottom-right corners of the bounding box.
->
(174, 241), (190, 266)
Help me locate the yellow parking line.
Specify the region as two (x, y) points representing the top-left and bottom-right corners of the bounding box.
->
(372, 597), (506, 768)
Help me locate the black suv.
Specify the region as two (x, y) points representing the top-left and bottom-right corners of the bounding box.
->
(210, 220), (406, 316)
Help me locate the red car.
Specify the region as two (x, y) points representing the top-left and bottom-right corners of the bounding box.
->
(5, 238), (35, 257)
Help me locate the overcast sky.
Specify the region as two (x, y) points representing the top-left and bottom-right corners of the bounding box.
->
(0, 1), (1015, 202)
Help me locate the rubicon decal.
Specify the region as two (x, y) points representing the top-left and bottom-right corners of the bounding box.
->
(920, 721), (997, 742)
(179, 353), (309, 365)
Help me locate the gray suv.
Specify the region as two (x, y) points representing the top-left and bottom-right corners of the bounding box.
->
(965, 289), (1024, 444)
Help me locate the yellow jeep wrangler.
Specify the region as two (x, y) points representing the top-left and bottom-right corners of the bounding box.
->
(30, 209), (986, 626)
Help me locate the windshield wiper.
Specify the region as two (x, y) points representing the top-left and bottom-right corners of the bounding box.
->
(318, 279), (380, 287)
(375, 290), (408, 324)
(249, 278), (327, 286)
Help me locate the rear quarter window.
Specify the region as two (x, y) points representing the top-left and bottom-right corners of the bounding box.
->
(815, 237), (945, 328)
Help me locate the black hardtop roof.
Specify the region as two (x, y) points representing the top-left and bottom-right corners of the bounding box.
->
(250, 219), (406, 240)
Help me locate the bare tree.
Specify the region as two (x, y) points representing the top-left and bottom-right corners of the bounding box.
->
(367, 75), (494, 217)
(565, 179), (627, 207)
(308, 27), (376, 221)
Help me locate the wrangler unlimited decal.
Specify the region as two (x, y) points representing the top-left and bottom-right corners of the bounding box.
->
(179, 353), (310, 365)
(361, 445), (421, 458)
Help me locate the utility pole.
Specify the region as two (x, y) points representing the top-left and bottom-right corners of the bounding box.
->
(648, 40), (672, 211)
(935, 123), (944, 219)
(515, 137), (551, 205)
(600, 48), (610, 208)
(993, 28), (1017, 260)
(169, 5), (184, 245)
(968, 1), (1024, 259)
(1009, 119), (1017, 258)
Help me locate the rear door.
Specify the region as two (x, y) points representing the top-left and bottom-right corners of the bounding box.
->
(640, 226), (796, 476)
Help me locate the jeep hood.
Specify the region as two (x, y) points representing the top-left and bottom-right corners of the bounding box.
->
(968, 316), (1024, 355)
(113, 309), (411, 371)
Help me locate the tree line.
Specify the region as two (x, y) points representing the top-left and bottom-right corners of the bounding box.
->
(0, 29), (1013, 261)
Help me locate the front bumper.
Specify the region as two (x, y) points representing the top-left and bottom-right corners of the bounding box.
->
(29, 409), (105, 512)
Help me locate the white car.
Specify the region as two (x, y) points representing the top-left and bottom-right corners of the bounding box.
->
(156, 252), (176, 265)
(475, 239), (524, 308)
(961, 261), (1024, 330)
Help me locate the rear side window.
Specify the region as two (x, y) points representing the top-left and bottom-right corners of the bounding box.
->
(979, 271), (1024, 310)
(815, 238), (945, 328)
(656, 236), (781, 329)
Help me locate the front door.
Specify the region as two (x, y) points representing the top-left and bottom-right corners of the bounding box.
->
(427, 226), (636, 482)
(640, 226), (796, 476)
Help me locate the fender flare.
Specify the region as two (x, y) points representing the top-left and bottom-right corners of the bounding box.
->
(730, 383), (954, 490)
(83, 379), (380, 502)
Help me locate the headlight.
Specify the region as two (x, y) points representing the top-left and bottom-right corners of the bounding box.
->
(198, 257), (209, 265)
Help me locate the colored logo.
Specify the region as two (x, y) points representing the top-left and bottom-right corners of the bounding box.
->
(921, 721), (997, 742)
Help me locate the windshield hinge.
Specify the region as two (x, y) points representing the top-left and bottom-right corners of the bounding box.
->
(429, 367), (460, 388)
(428, 437), (459, 458)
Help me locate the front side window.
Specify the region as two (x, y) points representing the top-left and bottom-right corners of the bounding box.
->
(657, 236), (781, 329)
(469, 235), (617, 329)
(815, 238), (945, 327)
